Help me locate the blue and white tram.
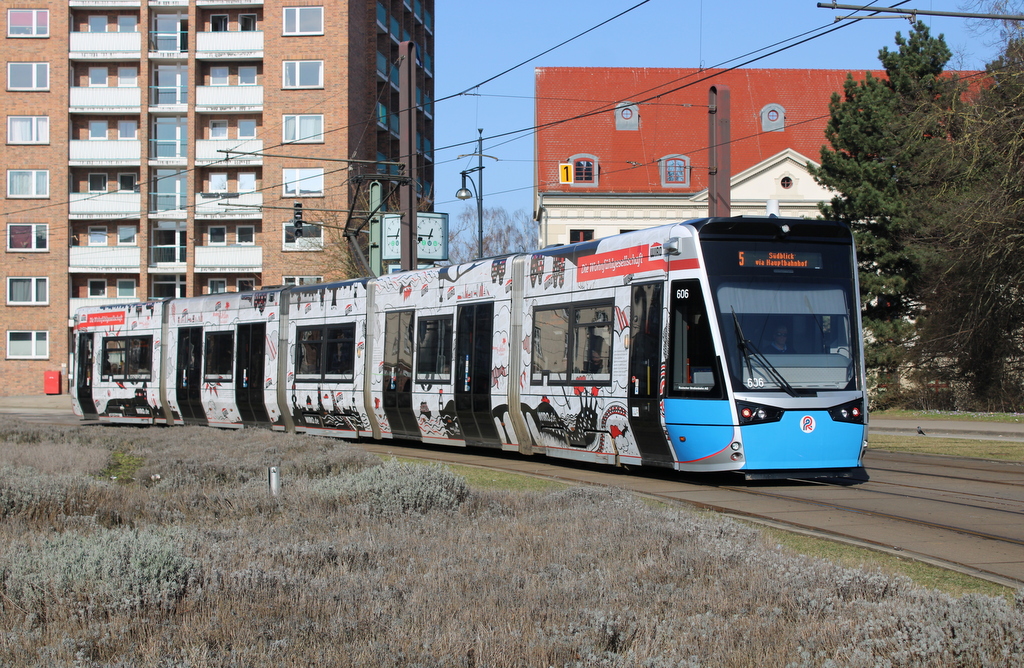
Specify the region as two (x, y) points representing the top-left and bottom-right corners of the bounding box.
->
(71, 216), (867, 479)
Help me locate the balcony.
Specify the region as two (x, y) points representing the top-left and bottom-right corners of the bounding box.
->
(69, 31), (142, 59)
(195, 85), (263, 112)
(197, 0), (263, 5)
(69, 245), (142, 272)
(194, 191), (262, 219)
(195, 139), (263, 165)
(70, 86), (142, 113)
(148, 30), (187, 57)
(69, 140), (142, 166)
(194, 245), (262, 272)
(149, 193), (188, 217)
(69, 192), (142, 219)
(196, 31), (263, 59)
(148, 244), (187, 269)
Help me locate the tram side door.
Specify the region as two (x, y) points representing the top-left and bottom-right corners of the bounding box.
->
(455, 302), (500, 446)
(76, 332), (98, 418)
(382, 311), (417, 438)
(235, 323), (269, 425)
(628, 283), (675, 464)
(175, 327), (206, 425)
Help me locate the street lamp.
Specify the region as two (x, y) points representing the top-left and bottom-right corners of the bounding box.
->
(455, 128), (497, 259)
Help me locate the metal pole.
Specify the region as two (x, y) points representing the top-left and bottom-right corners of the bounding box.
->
(476, 129), (484, 258)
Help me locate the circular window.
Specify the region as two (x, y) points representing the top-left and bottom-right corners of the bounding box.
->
(780, 176), (793, 189)
(767, 109), (780, 122)
(620, 107), (633, 120)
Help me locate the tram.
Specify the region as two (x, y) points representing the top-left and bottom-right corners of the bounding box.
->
(71, 216), (868, 479)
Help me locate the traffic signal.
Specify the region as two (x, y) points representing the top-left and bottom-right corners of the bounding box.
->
(293, 201), (303, 238)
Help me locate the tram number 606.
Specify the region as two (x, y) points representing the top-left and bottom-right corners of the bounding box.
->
(745, 377), (766, 389)
(675, 288), (689, 299)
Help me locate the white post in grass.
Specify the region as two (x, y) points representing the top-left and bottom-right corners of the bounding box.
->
(268, 466), (281, 497)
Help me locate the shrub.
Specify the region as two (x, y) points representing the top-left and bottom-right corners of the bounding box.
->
(313, 459), (469, 517)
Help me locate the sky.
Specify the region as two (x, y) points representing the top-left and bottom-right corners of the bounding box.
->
(430, 0), (1007, 222)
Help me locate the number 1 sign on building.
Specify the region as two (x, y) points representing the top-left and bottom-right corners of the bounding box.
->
(558, 163), (574, 184)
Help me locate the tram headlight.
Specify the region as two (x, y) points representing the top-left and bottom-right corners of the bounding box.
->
(828, 400), (866, 425)
(736, 401), (784, 425)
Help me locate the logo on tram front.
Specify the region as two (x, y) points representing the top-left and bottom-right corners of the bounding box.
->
(800, 415), (816, 433)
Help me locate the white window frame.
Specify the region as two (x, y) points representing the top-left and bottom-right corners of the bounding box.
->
(88, 15), (108, 33)
(209, 119), (228, 140)
(239, 14), (257, 32)
(88, 66), (108, 87)
(118, 172), (138, 192)
(88, 279), (107, 298)
(89, 120), (108, 141)
(238, 172), (256, 192)
(117, 224), (137, 245)
(283, 114), (324, 143)
(209, 66), (229, 86)
(208, 225), (227, 245)
(87, 174), (108, 193)
(238, 66), (257, 86)
(88, 225), (108, 245)
(236, 225), (255, 245)
(6, 331), (48, 359)
(208, 278), (227, 294)
(237, 119), (257, 138)
(660, 154), (690, 187)
(283, 7), (324, 35)
(117, 15), (137, 33)
(283, 60), (323, 89)
(7, 116), (48, 144)
(116, 279), (136, 299)
(208, 173), (228, 193)
(237, 278), (255, 292)
(283, 167), (324, 197)
(118, 120), (137, 140)
(118, 66), (137, 88)
(210, 14), (228, 32)
(8, 10), (49, 37)
(7, 277), (48, 305)
(7, 63), (49, 91)
(7, 170), (48, 198)
(284, 221), (322, 250)
(6, 223), (47, 252)
(282, 276), (322, 286)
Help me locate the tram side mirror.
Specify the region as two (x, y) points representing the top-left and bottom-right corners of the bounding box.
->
(664, 238), (681, 255)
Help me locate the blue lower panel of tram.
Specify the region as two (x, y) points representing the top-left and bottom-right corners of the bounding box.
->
(740, 411), (865, 470)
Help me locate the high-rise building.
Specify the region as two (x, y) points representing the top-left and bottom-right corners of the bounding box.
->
(1, 0), (435, 396)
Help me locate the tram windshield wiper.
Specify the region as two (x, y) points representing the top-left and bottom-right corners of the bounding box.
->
(732, 310), (798, 397)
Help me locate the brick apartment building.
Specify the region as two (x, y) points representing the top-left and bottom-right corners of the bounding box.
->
(533, 67), (875, 247)
(1, 0), (434, 396)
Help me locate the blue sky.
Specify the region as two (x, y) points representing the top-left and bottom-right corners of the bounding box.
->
(430, 0), (1005, 220)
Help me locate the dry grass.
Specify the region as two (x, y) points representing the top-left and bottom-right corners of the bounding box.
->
(0, 418), (1022, 667)
(868, 434), (1024, 461)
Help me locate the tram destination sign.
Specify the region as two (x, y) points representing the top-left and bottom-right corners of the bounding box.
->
(737, 250), (822, 269)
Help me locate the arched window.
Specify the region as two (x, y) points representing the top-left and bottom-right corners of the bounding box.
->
(659, 155), (690, 187)
(569, 154), (598, 187)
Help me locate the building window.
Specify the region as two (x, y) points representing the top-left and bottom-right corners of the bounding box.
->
(88, 15), (108, 33)
(208, 225), (227, 244)
(118, 225), (137, 245)
(209, 120), (228, 141)
(7, 277), (48, 305)
(282, 276), (322, 286)
(117, 15), (137, 33)
(88, 66), (108, 87)
(283, 114), (323, 143)
(283, 7), (324, 35)
(239, 14), (257, 31)
(238, 66), (257, 86)
(570, 155), (598, 186)
(660, 155), (690, 187)
(7, 116), (48, 144)
(7, 331), (48, 359)
(209, 66), (229, 86)
(237, 278), (255, 292)
(88, 174), (107, 193)
(7, 170), (48, 198)
(89, 120), (108, 140)
(88, 226), (108, 245)
(569, 229), (594, 244)
(151, 274), (185, 298)
(238, 119), (257, 138)
(118, 172), (138, 192)
(780, 176), (794, 189)
(118, 120), (137, 140)
(208, 278), (227, 294)
(283, 167), (323, 196)
(208, 173), (228, 193)
(8, 9), (48, 37)
(238, 172), (256, 192)
(210, 15), (228, 32)
(284, 221), (322, 248)
(761, 103), (786, 132)
(237, 225), (255, 244)
(117, 279), (136, 299)
(88, 279), (107, 298)
(118, 67), (137, 87)
(283, 60), (323, 89)
(8, 63), (48, 91)
(7, 223), (47, 251)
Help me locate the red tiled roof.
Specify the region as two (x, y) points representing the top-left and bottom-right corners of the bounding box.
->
(534, 67), (882, 194)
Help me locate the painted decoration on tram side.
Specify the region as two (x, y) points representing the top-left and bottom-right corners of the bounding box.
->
(577, 244), (666, 282)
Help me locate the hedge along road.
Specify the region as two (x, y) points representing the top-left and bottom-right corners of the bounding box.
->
(5, 395), (1024, 588)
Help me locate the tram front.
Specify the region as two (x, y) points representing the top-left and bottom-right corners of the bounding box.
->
(666, 217), (867, 479)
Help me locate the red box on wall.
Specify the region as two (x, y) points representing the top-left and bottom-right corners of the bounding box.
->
(44, 370), (61, 395)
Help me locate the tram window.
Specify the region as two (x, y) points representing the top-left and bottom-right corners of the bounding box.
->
(668, 280), (723, 398)
(101, 335), (152, 380)
(531, 301), (613, 385)
(204, 331), (234, 380)
(323, 324), (356, 381)
(416, 316), (453, 382)
(296, 327), (323, 378)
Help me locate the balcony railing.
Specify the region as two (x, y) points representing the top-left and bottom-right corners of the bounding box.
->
(69, 31), (142, 58)
(150, 85), (188, 107)
(195, 139), (263, 165)
(195, 85), (263, 112)
(69, 245), (142, 272)
(149, 245), (187, 265)
(69, 140), (142, 166)
(195, 31), (263, 58)
(149, 30), (187, 54)
(194, 245), (262, 271)
(149, 192), (188, 214)
(69, 192), (142, 219)
(149, 139), (188, 160)
(194, 191), (262, 219)
(70, 86), (141, 113)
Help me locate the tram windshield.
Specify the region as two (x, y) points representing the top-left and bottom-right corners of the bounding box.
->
(715, 281), (859, 393)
